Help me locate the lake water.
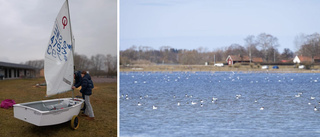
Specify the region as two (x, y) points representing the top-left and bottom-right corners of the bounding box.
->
(120, 71), (320, 137)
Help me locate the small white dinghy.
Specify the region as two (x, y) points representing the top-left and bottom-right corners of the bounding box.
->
(13, 0), (84, 129)
(14, 98), (83, 127)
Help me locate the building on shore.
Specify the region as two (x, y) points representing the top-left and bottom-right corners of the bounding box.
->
(293, 55), (320, 64)
(0, 61), (38, 79)
(226, 55), (263, 65)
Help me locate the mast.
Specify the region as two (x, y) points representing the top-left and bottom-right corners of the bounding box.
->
(66, 0), (75, 100)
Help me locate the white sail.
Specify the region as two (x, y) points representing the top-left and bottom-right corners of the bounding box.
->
(44, 0), (74, 96)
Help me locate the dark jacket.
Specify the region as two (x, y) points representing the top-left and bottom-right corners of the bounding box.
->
(80, 73), (94, 95)
(74, 71), (82, 88)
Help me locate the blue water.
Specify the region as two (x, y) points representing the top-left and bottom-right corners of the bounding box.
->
(120, 72), (320, 137)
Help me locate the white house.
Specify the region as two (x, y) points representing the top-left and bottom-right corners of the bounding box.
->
(293, 56), (300, 63)
(293, 55), (312, 64)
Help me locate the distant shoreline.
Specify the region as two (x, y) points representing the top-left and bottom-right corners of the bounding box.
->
(120, 65), (320, 73)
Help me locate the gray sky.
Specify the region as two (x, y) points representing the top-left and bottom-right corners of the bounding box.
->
(0, 0), (117, 64)
(120, 0), (320, 52)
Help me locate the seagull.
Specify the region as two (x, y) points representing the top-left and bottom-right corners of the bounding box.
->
(311, 96), (315, 100)
(138, 102), (141, 106)
(260, 107), (264, 110)
(255, 100), (258, 103)
(200, 100), (204, 103)
(308, 103), (311, 105)
(191, 101), (197, 105)
(201, 104), (203, 107)
(314, 106), (317, 111)
(153, 105), (157, 110)
(140, 96), (142, 99)
(295, 94), (300, 98)
(212, 97), (218, 101)
(173, 95), (176, 98)
(177, 102), (180, 106)
(236, 95), (241, 99)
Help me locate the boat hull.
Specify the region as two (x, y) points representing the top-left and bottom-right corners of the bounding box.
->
(13, 98), (84, 126)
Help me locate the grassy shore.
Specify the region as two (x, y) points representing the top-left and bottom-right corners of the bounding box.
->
(0, 78), (117, 137)
(120, 64), (320, 73)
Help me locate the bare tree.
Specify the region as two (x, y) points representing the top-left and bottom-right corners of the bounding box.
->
(90, 54), (106, 76)
(224, 43), (246, 57)
(256, 33), (279, 62)
(244, 35), (256, 63)
(280, 48), (294, 60)
(25, 60), (44, 69)
(298, 33), (320, 62)
(294, 33), (307, 52)
(74, 53), (92, 71)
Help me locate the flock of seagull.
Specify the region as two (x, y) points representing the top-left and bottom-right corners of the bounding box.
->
(121, 91), (320, 112)
(120, 72), (320, 112)
(121, 93), (268, 110)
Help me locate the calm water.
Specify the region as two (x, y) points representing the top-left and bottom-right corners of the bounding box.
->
(120, 72), (320, 137)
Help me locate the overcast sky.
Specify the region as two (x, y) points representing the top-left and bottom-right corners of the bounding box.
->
(0, 0), (117, 64)
(120, 0), (320, 52)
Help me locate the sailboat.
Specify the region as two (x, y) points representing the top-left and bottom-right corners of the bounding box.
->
(13, 0), (84, 129)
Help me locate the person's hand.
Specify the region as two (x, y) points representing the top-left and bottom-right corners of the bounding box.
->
(72, 86), (76, 89)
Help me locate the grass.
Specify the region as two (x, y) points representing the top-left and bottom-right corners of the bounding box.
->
(0, 78), (117, 137)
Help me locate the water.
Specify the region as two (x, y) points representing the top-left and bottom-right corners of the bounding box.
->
(120, 72), (320, 137)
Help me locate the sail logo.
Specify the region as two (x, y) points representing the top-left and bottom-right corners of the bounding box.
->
(46, 22), (72, 62)
(63, 77), (71, 85)
(62, 16), (68, 29)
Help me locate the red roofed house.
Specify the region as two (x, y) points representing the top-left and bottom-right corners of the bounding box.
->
(294, 55), (320, 63)
(293, 55), (312, 64)
(226, 55), (263, 65)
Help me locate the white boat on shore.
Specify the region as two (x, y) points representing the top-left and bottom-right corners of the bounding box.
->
(14, 98), (83, 126)
(13, 0), (83, 129)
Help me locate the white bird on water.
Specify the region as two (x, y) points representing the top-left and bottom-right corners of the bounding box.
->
(236, 94), (241, 99)
(138, 102), (141, 106)
(314, 106), (317, 111)
(177, 102), (180, 106)
(191, 101), (197, 105)
(311, 96), (315, 100)
(260, 107), (264, 110)
(153, 105), (157, 110)
(212, 97), (218, 101)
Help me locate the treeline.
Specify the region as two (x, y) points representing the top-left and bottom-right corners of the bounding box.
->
(120, 32), (320, 65)
(25, 53), (117, 76)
